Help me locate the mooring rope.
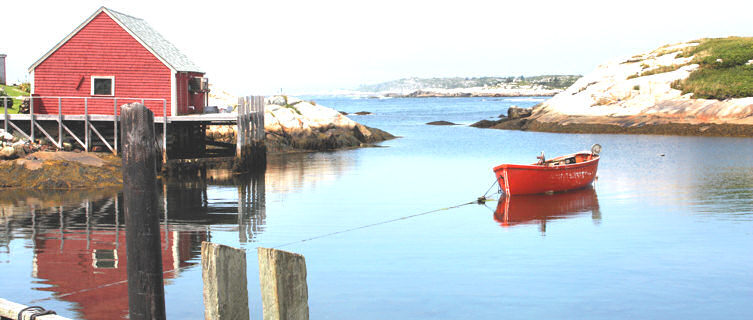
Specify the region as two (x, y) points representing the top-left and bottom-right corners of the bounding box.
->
(273, 199), (482, 249)
(29, 185), (501, 304)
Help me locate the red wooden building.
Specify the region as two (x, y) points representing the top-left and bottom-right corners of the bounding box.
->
(28, 6), (208, 116)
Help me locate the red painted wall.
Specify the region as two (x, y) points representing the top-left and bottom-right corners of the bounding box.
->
(176, 72), (206, 114)
(32, 12), (201, 116)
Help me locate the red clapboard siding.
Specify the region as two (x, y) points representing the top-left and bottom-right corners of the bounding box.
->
(33, 12), (172, 116)
(175, 71), (206, 114)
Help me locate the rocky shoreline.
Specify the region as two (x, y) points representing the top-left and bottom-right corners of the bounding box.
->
(472, 106), (753, 137)
(0, 151), (122, 189)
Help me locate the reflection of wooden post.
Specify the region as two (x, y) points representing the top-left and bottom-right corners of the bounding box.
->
(258, 247), (309, 320)
(202, 242), (249, 320)
(121, 103), (166, 320)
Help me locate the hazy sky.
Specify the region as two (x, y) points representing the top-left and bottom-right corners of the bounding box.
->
(2, 0), (751, 95)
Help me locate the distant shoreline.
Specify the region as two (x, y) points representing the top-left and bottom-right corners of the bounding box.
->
(381, 90), (557, 98)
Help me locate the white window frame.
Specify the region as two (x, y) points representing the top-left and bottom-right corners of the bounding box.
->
(91, 76), (115, 96)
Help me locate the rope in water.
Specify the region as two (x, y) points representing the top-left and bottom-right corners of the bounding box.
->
(29, 198), (488, 303)
(30, 182), (503, 303)
(273, 199), (481, 249)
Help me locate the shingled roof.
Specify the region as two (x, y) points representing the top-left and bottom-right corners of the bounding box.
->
(29, 6), (202, 73)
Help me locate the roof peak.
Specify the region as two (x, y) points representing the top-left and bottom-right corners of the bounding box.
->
(29, 6), (202, 73)
(101, 7), (143, 21)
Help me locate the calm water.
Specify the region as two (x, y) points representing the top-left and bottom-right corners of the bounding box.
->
(1, 96), (752, 319)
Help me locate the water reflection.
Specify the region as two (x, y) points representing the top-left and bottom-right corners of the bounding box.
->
(265, 152), (356, 194)
(163, 170), (267, 243)
(0, 170), (267, 319)
(493, 186), (601, 233)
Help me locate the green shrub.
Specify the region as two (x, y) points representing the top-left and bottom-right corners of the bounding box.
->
(673, 37), (753, 99)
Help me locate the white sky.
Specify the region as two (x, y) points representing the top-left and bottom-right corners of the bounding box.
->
(2, 0), (751, 95)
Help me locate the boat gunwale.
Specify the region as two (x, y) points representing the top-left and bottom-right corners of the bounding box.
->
(493, 152), (599, 172)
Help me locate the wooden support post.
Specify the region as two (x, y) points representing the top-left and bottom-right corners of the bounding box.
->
(202, 242), (250, 320)
(84, 98), (89, 151)
(120, 102), (166, 320)
(29, 97), (34, 143)
(58, 97), (63, 149)
(258, 247), (309, 320)
(0, 298), (72, 320)
(114, 98), (118, 154)
(236, 96), (246, 161)
(162, 100), (167, 165)
(3, 96), (7, 133)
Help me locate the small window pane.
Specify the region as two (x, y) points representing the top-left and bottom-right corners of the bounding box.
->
(93, 78), (112, 95)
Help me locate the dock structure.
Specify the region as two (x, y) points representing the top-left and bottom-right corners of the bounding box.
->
(0, 95), (266, 171)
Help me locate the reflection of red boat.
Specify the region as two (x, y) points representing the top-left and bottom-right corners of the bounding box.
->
(493, 145), (601, 195)
(494, 186), (600, 229)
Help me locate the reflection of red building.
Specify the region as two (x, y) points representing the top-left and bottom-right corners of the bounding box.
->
(494, 187), (600, 230)
(33, 229), (205, 320)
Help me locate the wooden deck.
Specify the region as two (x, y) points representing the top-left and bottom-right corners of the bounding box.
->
(1, 95), (265, 168)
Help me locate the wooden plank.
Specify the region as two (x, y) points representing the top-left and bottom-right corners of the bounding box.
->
(201, 242), (249, 320)
(62, 123), (85, 149)
(89, 122), (114, 152)
(0, 298), (72, 320)
(6, 120), (30, 140)
(33, 121), (61, 149)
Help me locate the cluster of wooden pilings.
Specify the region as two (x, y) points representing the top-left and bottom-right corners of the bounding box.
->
(235, 96), (266, 171)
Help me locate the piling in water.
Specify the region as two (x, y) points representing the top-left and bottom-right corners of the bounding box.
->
(201, 241), (250, 320)
(258, 247), (309, 320)
(121, 103), (166, 320)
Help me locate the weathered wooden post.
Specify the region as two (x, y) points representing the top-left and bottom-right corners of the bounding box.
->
(258, 247), (309, 320)
(201, 242), (250, 320)
(121, 102), (166, 320)
(235, 96), (266, 172)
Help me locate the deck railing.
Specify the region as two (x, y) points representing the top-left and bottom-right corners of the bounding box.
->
(1, 95), (166, 155)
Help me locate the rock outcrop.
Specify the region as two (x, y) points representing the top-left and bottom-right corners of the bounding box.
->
(206, 96), (394, 153)
(0, 152), (122, 189)
(533, 41), (753, 127)
(476, 40), (753, 136)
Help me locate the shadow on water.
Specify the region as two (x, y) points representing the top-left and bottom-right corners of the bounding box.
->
(492, 186), (601, 233)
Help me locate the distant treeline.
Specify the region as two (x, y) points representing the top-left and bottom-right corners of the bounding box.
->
(357, 75), (582, 92)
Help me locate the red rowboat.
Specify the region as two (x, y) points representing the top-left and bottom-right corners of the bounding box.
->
(493, 145), (601, 195)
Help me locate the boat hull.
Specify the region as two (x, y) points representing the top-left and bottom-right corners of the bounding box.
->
(493, 153), (599, 195)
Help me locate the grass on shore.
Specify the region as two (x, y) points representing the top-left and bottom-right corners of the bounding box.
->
(0, 84), (30, 114)
(672, 37), (753, 99)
